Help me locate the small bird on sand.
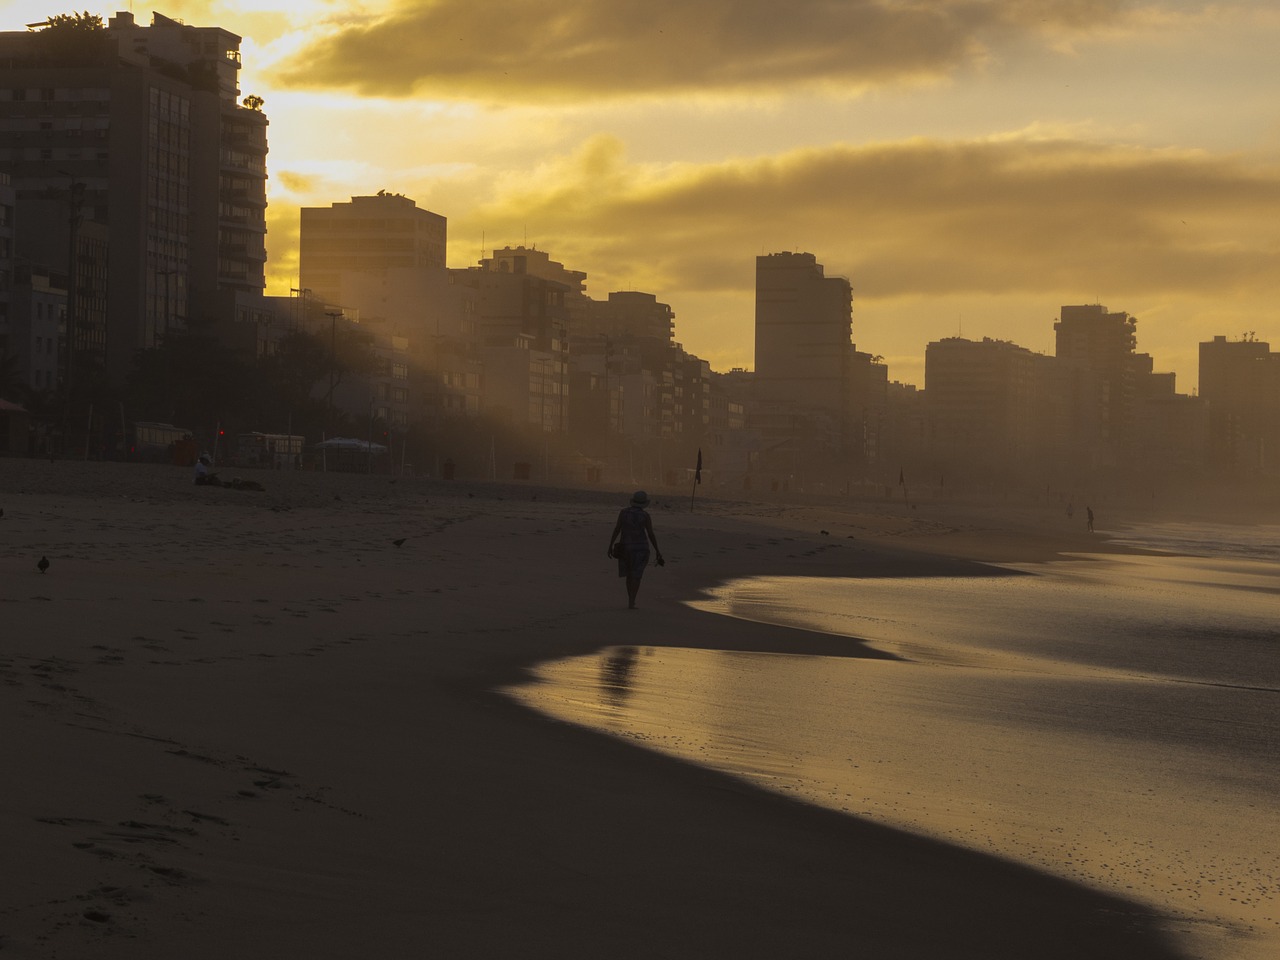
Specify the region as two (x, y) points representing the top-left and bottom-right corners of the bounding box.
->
(37, 555), (50, 574)
(392, 538), (407, 547)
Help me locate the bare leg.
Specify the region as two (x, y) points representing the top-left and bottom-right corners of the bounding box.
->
(626, 573), (642, 608)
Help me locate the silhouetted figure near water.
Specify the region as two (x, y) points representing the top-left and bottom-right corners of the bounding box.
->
(1086, 506), (1094, 532)
(608, 491), (664, 609)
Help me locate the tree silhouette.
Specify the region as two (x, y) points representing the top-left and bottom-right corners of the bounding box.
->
(254, 326), (378, 438)
(124, 325), (258, 438)
(29, 12), (109, 64)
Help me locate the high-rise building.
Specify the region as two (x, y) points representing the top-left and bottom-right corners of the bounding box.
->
(580, 290), (673, 344)
(472, 244), (590, 346)
(458, 246), (576, 433)
(1199, 335), (1280, 472)
(754, 252), (852, 415)
(925, 336), (1042, 482)
(751, 252), (858, 471)
(1053, 304), (1140, 453)
(0, 11), (268, 385)
(0, 171), (12, 365)
(299, 192), (447, 309)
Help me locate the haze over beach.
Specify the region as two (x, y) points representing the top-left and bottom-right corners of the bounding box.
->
(4, 3), (1280, 958)
(6, 0), (1279, 385)
(3, 458), (1277, 958)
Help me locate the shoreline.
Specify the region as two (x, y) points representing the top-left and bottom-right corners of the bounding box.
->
(0, 459), (1196, 958)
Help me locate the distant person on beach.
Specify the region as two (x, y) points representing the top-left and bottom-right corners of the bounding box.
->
(1086, 506), (1094, 532)
(194, 454), (220, 486)
(607, 490), (664, 609)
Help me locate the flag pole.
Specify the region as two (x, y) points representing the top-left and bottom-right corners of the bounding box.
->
(691, 448), (702, 511)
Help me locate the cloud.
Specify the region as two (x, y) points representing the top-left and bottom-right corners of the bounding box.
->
(448, 134), (1280, 308)
(269, 0), (1176, 101)
(276, 170), (324, 195)
(265, 202), (302, 291)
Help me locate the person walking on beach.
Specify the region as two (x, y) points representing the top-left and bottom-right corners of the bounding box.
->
(1086, 505), (1095, 533)
(608, 490), (664, 609)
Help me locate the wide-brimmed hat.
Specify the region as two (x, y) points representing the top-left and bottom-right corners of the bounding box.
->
(630, 490), (649, 506)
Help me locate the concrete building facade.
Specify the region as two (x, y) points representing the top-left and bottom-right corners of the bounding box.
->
(0, 10), (268, 387)
(1199, 335), (1280, 473)
(299, 192), (446, 309)
(925, 336), (1042, 484)
(754, 251), (852, 416)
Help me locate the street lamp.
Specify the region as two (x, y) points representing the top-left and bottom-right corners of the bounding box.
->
(60, 173), (85, 414)
(290, 287), (311, 331)
(324, 309), (343, 439)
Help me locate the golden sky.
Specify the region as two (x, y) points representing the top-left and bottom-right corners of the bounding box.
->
(8, 1), (1280, 387)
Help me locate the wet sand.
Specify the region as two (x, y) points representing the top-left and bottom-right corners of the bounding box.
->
(0, 458), (1190, 958)
(515, 558), (1279, 960)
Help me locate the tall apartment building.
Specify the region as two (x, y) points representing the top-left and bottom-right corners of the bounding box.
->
(457, 247), (578, 433)
(0, 11), (268, 385)
(1199, 335), (1280, 472)
(580, 290), (674, 344)
(754, 252), (852, 413)
(479, 245), (589, 338)
(925, 336), (1042, 482)
(0, 172), (12, 367)
(1053, 304), (1142, 463)
(299, 192), (447, 309)
(753, 252), (855, 465)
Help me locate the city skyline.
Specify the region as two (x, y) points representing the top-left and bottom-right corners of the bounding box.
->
(5, 1), (1278, 389)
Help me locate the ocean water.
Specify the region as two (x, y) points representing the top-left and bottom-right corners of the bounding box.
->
(507, 524), (1280, 959)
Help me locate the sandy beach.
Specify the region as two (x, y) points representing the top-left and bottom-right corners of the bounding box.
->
(1, 458), (1195, 958)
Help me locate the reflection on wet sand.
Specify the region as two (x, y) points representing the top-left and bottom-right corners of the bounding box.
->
(598, 646), (638, 708)
(509, 554), (1280, 960)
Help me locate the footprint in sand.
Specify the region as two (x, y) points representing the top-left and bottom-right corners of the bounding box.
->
(147, 865), (203, 886)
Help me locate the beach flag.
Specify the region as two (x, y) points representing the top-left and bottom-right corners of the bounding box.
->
(691, 448), (703, 510)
